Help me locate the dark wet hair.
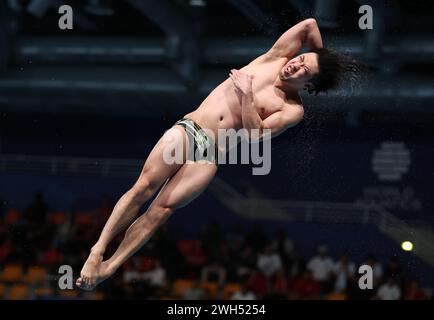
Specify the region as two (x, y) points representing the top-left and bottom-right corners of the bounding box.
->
(308, 48), (362, 95)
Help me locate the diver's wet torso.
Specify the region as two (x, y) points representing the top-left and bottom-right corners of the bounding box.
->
(182, 56), (303, 153)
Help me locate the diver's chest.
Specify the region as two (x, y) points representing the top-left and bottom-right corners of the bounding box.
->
(253, 86), (285, 117)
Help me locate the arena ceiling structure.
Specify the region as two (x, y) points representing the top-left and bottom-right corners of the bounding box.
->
(0, 0), (433, 121)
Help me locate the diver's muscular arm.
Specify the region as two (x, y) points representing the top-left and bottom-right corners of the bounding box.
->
(304, 19), (323, 50)
(261, 106), (304, 139)
(229, 69), (264, 138)
(229, 69), (304, 140)
(240, 89), (263, 136)
(268, 18), (323, 59)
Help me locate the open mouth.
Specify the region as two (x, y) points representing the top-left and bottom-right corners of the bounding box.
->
(280, 66), (295, 80)
(287, 65), (297, 75)
(280, 73), (289, 81)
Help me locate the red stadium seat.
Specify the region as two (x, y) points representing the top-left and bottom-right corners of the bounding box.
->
(222, 283), (242, 300)
(0, 264), (23, 282)
(74, 212), (93, 226)
(177, 240), (205, 266)
(0, 282), (6, 299)
(34, 287), (54, 298)
(49, 212), (68, 225)
(59, 290), (80, 299)
(0, 243), (12, 262)
(8, 284), (29, 300)
(200, 281), (219, 299)
(23, 266), (47, 284)
(4, 209), (20, 225)
(171, 279), (193, 297)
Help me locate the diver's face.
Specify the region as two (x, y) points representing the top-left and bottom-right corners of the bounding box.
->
(279, 52), (319, 89)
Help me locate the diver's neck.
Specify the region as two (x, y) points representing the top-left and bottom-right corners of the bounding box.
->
(274, 77), (299, 95)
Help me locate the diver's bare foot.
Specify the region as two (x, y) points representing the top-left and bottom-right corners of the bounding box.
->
(76, 252), (113, 291)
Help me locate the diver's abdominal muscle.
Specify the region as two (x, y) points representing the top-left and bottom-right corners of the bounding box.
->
(191, 82), (244, 132)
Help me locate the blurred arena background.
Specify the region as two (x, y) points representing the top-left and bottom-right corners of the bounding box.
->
(0, 0), (433, 300)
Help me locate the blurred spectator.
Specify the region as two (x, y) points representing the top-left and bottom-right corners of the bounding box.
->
(52, 213), (72, 247)
(271, 269), (289, 297)
(201, 260), (226, 287)
(272, 228), (296, 273)
(94, 194), (113, 227)
(219, 242), (232, 271)
(404, 280), (429, 300)
(363, 255), (383, 287)
(384, 257), (404, 286)
(154, 224), (184, 280)
(142, 259), (167, 296)
(247, 268), (268, 299)
(0, 238), (12, 263)
(200, 222), (223, 263)
(375, 278), (401, 300)
(288, 251), (306, 278)
(245, 223), (269, 253)
(307, 245), (335, 293)
(137, 256), (156, 273)
(178, 239), (205, 276)
(231, 282), (256, 300)
(2, 195), (434, 301)
(257, 243), (283, 279)
(122, 257), (142, 284)
(142, 259), (166, 287)
(289, 270), (321, 300)
(272, 228), (295, 257)
(182, 278), (206, 300)
(225, 223), (244, 255)
(39, 242), (61, 270)
(23, 192), (49, 224)
(333, 254), (356, 293)
(235, 245), (257, 281)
